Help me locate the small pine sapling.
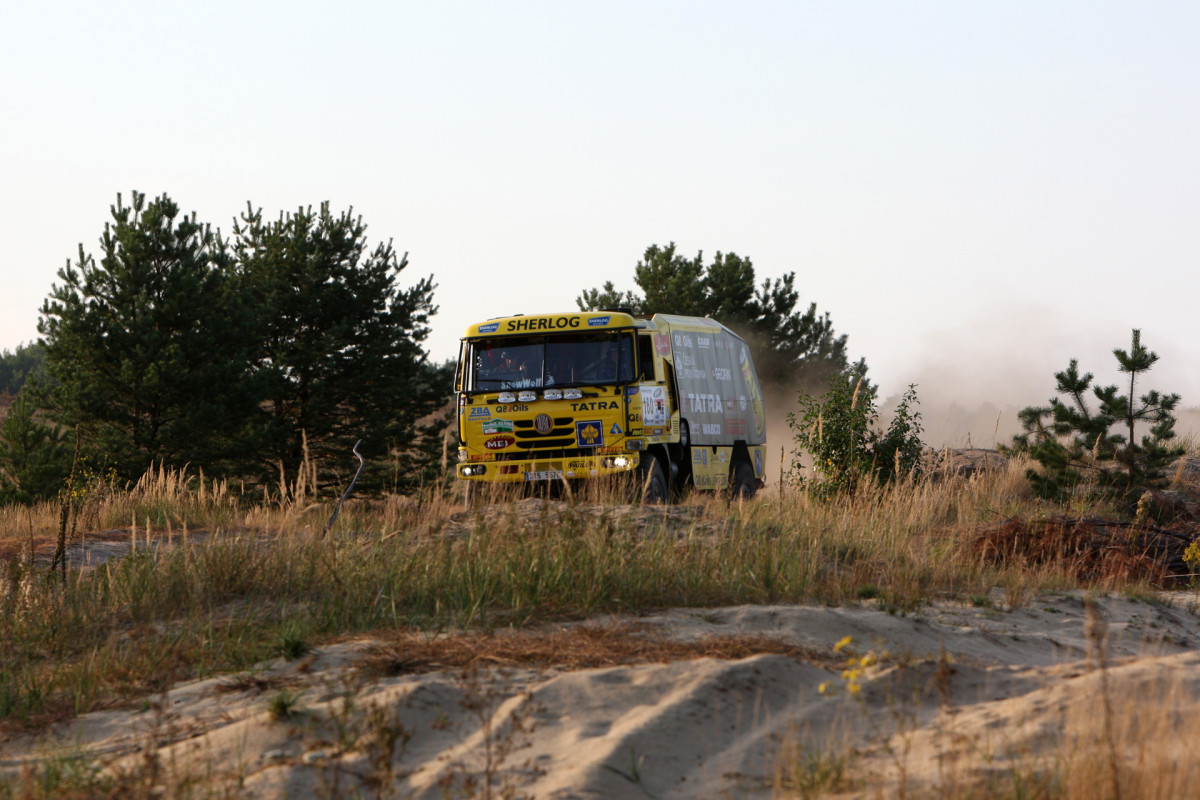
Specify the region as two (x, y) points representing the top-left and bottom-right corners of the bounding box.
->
(1008, 329), (1184, 504)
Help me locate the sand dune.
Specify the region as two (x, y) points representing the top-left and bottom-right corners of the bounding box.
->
(5, 591), (1200, 798)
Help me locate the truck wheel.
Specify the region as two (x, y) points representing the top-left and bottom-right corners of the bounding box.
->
(729, 460), (757, 500)
(639, 456), (669, 505)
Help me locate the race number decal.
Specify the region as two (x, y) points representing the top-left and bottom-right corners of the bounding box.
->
(640, 385), (668, 426)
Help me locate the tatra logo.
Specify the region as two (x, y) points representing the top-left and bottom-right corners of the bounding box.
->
(484, 435), (515, 450)
(534, 413), (553, 434)
(570, 401), (618, 411)
(505, 316), (581, 332)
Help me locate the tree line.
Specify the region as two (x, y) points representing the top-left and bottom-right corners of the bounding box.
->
(1, 196), (867, 505)
(2, 191), (450, 503)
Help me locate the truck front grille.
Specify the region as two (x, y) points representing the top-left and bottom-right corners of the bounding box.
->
(513, 417), (575, 442)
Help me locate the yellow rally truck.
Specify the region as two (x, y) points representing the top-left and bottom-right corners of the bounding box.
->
(454, 311), (766, 501)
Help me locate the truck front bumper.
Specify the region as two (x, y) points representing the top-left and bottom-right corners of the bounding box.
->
(457, 452), (641, 483)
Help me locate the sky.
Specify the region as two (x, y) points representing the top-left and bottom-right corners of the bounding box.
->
(3, 1), (1197, 445)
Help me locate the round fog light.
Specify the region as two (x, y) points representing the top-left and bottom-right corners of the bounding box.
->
(613, 456), (629, 468)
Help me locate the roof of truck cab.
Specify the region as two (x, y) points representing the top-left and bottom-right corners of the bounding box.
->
(463, 311), (637, 338)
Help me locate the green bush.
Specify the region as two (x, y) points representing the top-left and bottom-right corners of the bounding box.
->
(787, 368), (924, 497)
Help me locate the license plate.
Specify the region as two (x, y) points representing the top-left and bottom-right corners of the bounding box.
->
(524, 470), (563, 482)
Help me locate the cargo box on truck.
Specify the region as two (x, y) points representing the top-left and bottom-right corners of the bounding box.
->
(454, 311), (766, 501)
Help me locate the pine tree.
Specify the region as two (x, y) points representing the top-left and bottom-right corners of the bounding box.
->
(232, 203), (444, 491)
(1009, 329), (1184, 503)
(577, 242), (861, 391)
(39, 192), (254, 478)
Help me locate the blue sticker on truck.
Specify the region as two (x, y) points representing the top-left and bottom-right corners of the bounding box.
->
(478, 323), (499, 333)
(588, 316), (610, 327)
(576, 420), (604, 447)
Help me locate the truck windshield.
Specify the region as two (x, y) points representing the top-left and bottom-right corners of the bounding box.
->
(467, 332), (635, 391)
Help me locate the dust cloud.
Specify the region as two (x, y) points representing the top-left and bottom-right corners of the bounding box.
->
(756, 308), (1200, 486)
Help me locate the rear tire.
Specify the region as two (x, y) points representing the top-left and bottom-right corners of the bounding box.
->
(729, 460), (757, 500)
(638, 455), (669, 504)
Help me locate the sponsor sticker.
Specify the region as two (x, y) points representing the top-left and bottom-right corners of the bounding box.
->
(484, 435), (515, 450)
(739, 395), (747, 411)
(478, 323), (499, 334)
(468, 407), (491, 420)
(576, 420), (604, 447)
(640, 385), (668, 426)
(701, 423), (722, 435)
(653, 333), (671, 356)
(505, 316), (581, 332)
(588, 316), (611, 327)
(568, 460), (592, 469)
(482, 418), (514, 434)
(610, 423), (623, 435)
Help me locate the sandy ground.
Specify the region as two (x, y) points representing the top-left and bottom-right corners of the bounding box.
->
(5, 589), (1200, 799)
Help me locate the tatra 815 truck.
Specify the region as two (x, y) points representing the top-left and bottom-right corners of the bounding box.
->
(455, 311), (767, 501)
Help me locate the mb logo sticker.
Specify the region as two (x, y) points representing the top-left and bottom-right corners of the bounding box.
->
(576, 420), (604, 448)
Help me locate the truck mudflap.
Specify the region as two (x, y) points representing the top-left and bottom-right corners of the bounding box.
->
(457, 452), (641, 484)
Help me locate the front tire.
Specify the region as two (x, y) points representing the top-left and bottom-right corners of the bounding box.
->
(638, 455), (669, 504)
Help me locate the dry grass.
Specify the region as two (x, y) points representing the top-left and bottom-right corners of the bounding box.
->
(2, 449), (1199, 792)
(361, 621), (838, 677)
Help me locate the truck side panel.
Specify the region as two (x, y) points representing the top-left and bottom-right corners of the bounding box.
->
(656, 315), (766, 447)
